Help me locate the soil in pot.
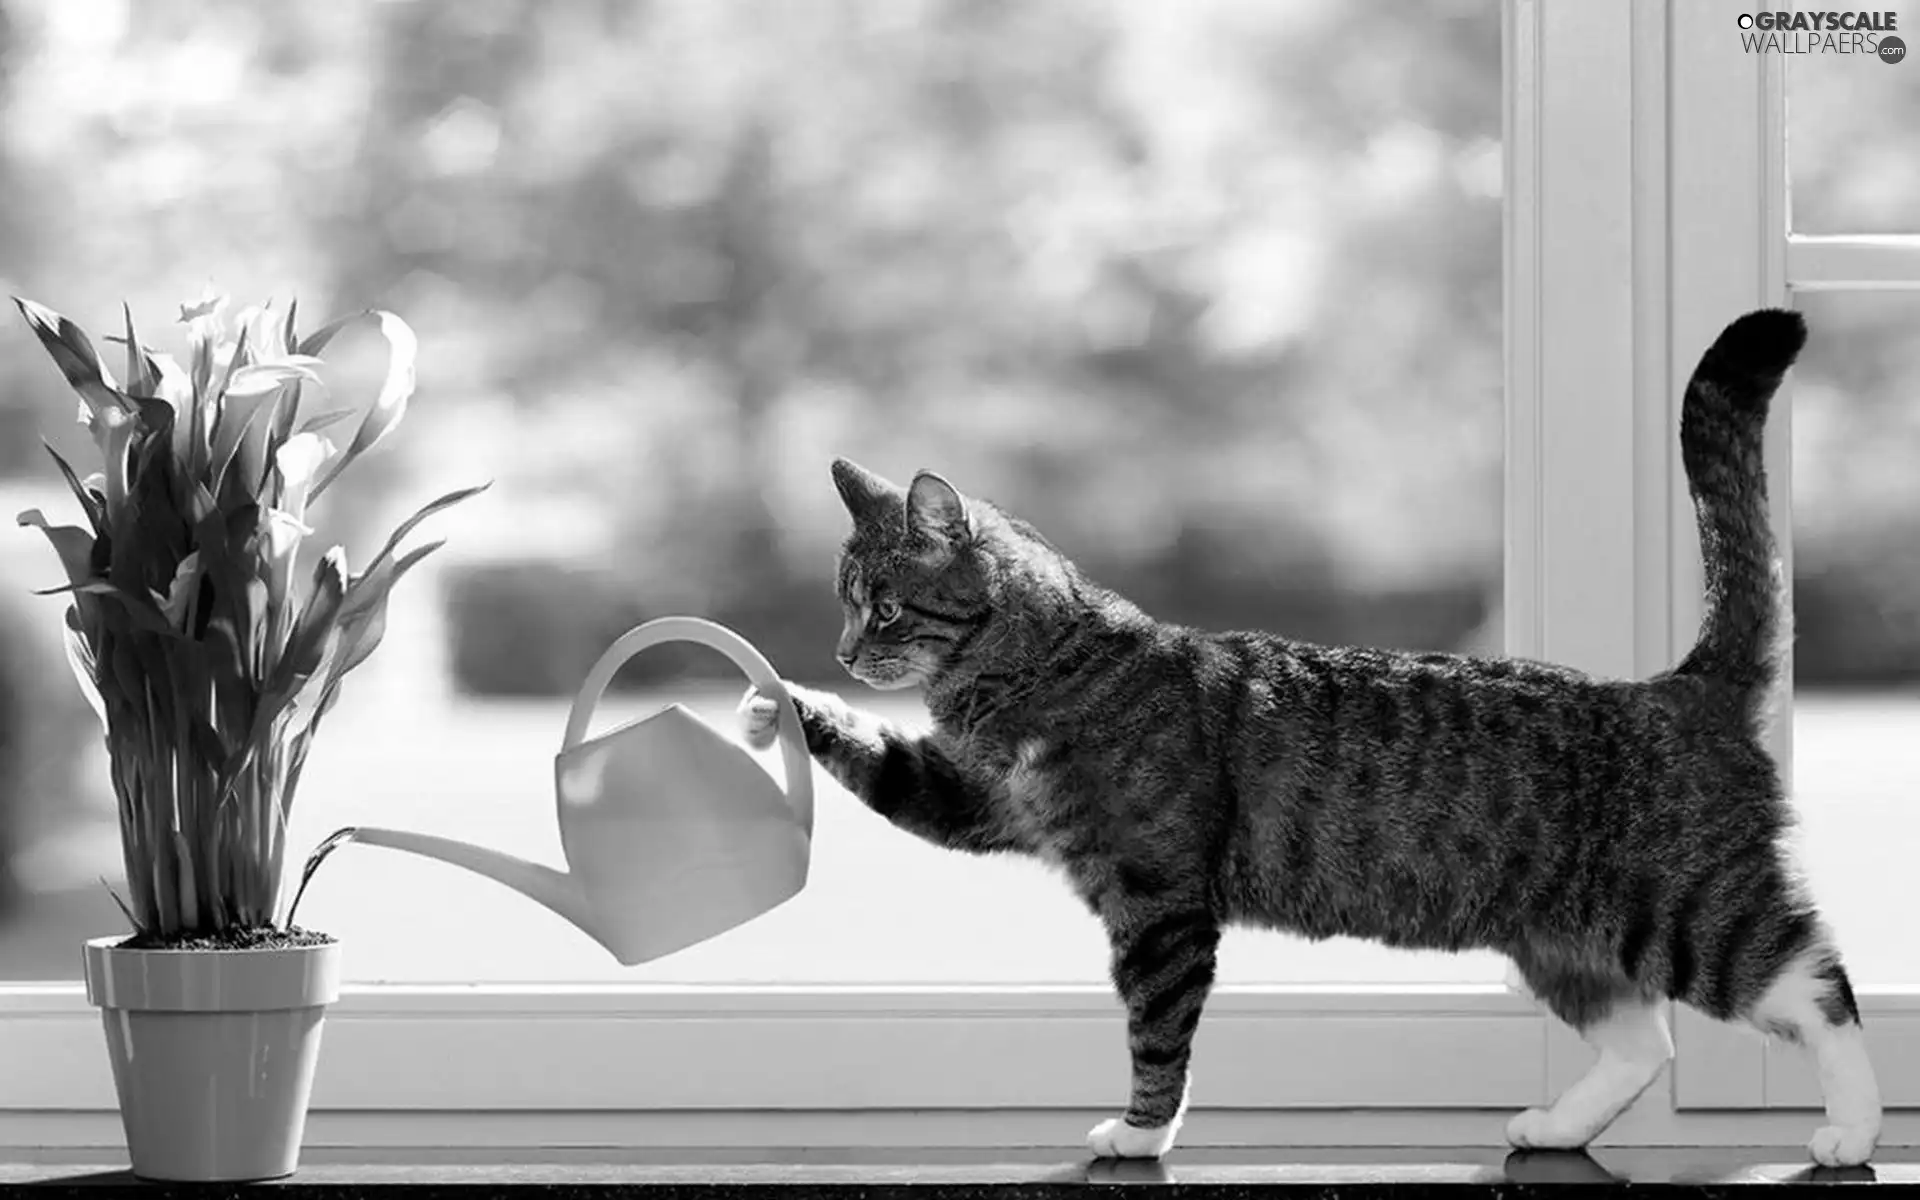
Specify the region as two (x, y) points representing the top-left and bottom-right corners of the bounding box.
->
(116, 924), (335, 951)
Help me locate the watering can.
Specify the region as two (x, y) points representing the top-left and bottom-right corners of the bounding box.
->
(299, 617), (815, 965)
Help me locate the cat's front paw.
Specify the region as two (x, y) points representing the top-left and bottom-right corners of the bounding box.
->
(1505, 1106), (1591, 1151)
(1086, 1116), (1179, 1160)
(736, 686), (784, 751)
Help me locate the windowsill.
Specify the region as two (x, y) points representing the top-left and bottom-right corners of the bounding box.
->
(5, 1147), (1919, 1192)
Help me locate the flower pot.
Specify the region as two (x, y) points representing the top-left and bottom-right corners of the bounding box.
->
(81, 934), (342, 1182)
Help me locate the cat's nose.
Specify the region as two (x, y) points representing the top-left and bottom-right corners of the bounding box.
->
(835, 650), (856, 667)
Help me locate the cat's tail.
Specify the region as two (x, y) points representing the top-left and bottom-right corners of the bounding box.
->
(1669, 308), (1805, 722)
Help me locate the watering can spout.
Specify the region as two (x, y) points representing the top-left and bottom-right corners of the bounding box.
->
(302, 826), (638, 964)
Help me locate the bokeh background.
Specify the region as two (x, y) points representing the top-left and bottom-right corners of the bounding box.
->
(0, 0), (1913, 985)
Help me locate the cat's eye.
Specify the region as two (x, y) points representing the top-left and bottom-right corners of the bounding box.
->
(874, 599), (903, 627)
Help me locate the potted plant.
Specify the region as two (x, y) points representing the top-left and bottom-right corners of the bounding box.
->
(13, 292), (486, 1182)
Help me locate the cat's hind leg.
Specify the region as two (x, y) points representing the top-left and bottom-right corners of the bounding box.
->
(1741, 944), (1880, 1168)
(1671, 885), (1880, 1167)
(1088, 908), (1221, 1160)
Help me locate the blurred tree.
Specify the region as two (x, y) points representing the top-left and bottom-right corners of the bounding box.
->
(328, 0), (1505, 580)
(0, 0), (44, 473)
(10, 0), (1913, 695)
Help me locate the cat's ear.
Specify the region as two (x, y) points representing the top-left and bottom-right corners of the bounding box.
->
(831, 458), (904, 526)
(907, 470), (970, 542)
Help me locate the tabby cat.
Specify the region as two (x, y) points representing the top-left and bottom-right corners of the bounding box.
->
(739, 309), (1880, 1166)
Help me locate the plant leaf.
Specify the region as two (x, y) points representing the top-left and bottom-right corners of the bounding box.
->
(17, 508), (98, 590)
(121, 302), (157, 399)
(208, 320), (251, 410)
(73, 580), (187, 639)
(271, 431), (336, 526)
(187, 480), (218, 525)
(188, 712), (227, 766)
(62, 608), (108, 733)
(106, 346), (204, 466)
(103, 334), (177, 403)
(88, 402), (141, 522)
(302, 310), (418, 499)
(181, 290), (227, 418)
(334, 538), (443, 681)
(244, 577), (271, 679)
(155, 551), (202, 632)
(172, 828), (202, 931)
(256, 507), (308, 637)
(304, 538), (446, 732)
(360, 481), (491, 579)
(203, 615), (252, 733)
(145, 350), (192, 405)
(13, 296), (127, 423)
(42, 440), (105, 534)
(296, 407), (357, 435)
(240, 549), (347, 785)
(177, 295), (223, 323)
(223, 361), (322, 400)
(213, 360), (327, 503)
(282, 548), (348, 684)
(266, 552), (353, 741)
(207, 374), (287, 503)
(128, 392), (174, 436)
(237, 303), (278, 367)
(266, 368), (303, 466)
(102, 878), (145, 936)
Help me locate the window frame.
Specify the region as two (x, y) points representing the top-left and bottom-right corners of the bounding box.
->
(6, 0), (1918, 1152)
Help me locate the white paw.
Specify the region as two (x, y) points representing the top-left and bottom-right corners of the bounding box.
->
(1505, 1107), (1592, 1151)
(1087, 1115), (1178, 1160)
(736, 687), (781, 751)
(1808, 1123), (1877, 1168)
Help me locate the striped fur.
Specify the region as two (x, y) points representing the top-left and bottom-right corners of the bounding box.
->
(741, 310), (1879, 1165)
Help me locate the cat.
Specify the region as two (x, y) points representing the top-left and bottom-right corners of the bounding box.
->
(738, 308), (1881, 1167)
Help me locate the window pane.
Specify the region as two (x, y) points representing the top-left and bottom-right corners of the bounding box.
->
(1788, 46), (1920, 234)
(0, 0), (1505, 985)
(1789, 291), (1920, 987)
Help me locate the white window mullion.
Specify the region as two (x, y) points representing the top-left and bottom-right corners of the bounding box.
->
(1664, 0), (1790, 726)
(1630, 0), (1679, 681)
(1510, 0), (1657, 1099)
(1506, 0), (1641, 680)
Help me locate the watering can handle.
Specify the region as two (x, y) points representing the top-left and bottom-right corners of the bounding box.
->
(562, 616), (814, 836)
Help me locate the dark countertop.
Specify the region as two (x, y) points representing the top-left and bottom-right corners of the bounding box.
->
(5, 1147), (1919, 1193)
